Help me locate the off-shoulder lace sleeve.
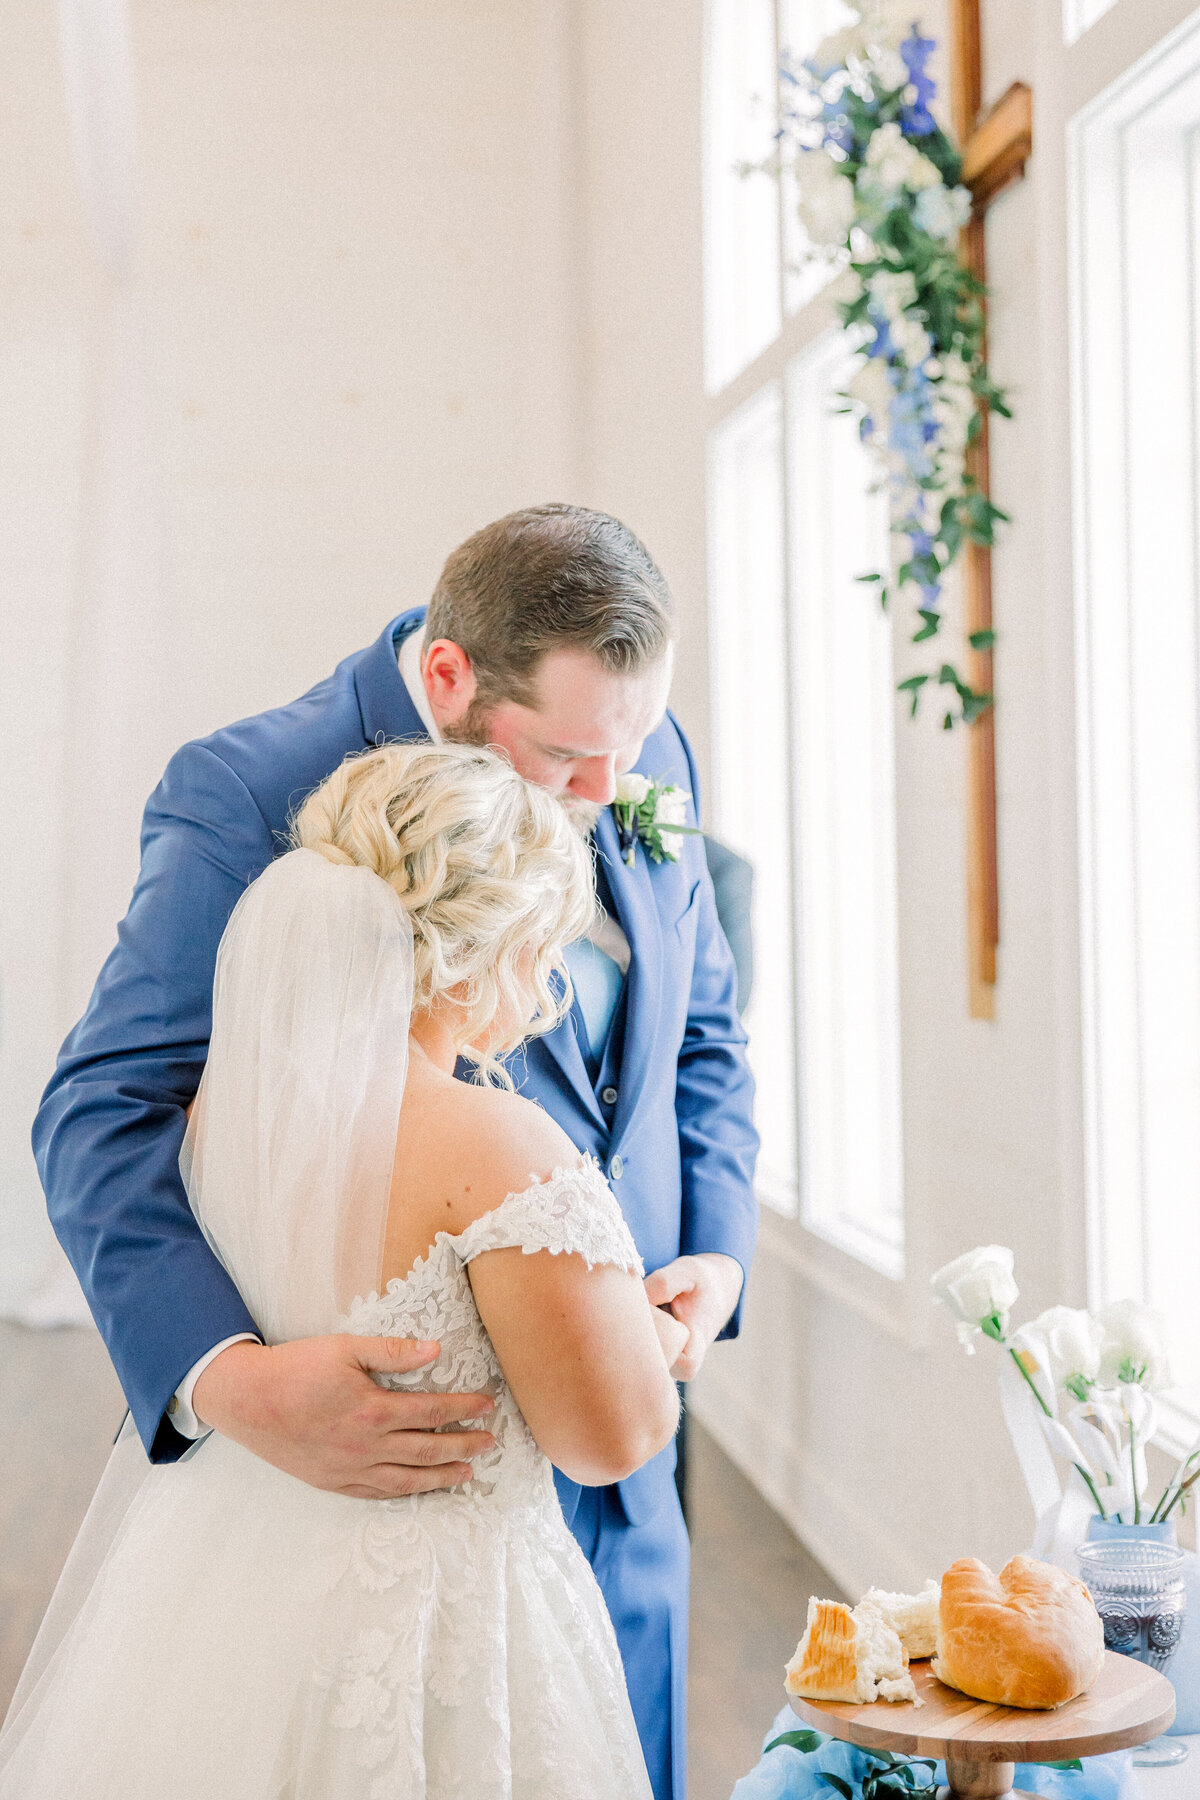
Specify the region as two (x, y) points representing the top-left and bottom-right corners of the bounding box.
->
(453, 1156), (644, 1276)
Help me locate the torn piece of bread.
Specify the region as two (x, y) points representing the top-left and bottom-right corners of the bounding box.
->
(785, 1597), (918, 1705)
(933, 1555), (1105, 1710)
(859, 1579), (941, 1660)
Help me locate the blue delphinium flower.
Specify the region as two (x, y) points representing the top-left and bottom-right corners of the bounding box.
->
(899, 31), (937, 137)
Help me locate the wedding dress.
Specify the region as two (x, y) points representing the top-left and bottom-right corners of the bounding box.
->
(0, 850), (654, 1800)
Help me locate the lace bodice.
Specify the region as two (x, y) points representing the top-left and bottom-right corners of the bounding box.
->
(345, 1156), (644, 1512)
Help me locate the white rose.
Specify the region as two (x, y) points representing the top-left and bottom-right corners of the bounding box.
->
(795, 150), (857, 249)
(654, 786), (690, 830)
(1021, 1306), (1105, 1391)
(1097, 1298), (1173, 1390)
(914, 183), (973, 240)
(930, 1245), (1019, 1350)
(615, 772), (652, 806)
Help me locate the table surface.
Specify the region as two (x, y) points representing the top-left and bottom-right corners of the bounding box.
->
(787, 1653), (1176, 1763)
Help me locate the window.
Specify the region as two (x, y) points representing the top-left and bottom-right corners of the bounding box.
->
(1071, 10), (1200, 1391)
(707, 385), (796, 1209)
(702, 0), (781, 392)
(788, 333), (903, 1274)
(703, 2), (905, 1272)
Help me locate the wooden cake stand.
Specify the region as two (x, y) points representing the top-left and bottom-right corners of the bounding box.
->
(788, 1651), (1176, 1798)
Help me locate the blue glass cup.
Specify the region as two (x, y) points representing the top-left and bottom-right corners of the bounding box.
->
(1078, 1540), (1188, 1768)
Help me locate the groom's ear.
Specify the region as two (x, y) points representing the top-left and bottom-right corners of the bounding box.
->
(423, 639), (477, 726)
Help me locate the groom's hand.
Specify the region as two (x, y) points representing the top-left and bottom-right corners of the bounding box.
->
(191, 1335), (495, 1499)
(643, 1254), (744, 1383)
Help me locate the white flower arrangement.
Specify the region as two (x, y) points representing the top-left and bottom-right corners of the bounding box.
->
(761, 3), (1011, 727)
(612, 774), (697, 869)
(932, 1247), (1199, 1526)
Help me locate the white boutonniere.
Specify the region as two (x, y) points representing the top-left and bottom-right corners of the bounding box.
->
(612, 774), (699, 868)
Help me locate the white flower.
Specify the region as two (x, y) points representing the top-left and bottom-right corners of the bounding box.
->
(1097, 1299), (1173, 1390)
(811, 23), (870, 71)
(615, 772), (652, 806)
(864, 123), (942, 194)
(931, 1245), (1019, 1350)
(914, 183), (972, 241)
(795, 150), (857, 248)
(867, 268), (918, 320)
(654, 786), (689, 831)
(869, 46), (909, 93)
(860, 0), (921, 43)
(847, 353), (893, 438)
(905, 151), (942, 192)
(888, 314), (932, 368)
(1022, 1306), (1105, 1390)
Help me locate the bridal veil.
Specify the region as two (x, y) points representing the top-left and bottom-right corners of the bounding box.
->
(1, 848), (415, 1744)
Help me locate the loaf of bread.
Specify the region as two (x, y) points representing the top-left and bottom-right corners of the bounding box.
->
(860, 1581), (940, 1660)
(933, 1555), (1105, 1710)
(785, 1598), (918, 1705)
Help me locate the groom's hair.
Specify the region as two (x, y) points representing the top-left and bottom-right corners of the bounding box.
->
(425, 503), (675, 708)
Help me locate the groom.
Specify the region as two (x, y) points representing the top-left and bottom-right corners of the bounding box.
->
(34, 503), (758, 1800)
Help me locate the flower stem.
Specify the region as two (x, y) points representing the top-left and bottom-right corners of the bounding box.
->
(1008, 1348), (1108, 1521)
(1158, 1465), (1200, 1524)
(1130, 1424), (1141, 1525)
(1009, 1346), (1051, 1416)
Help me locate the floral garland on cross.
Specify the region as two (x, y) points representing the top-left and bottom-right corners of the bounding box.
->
(771, 0), (1011, 727)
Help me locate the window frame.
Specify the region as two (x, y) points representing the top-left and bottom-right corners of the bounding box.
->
(702, 0), (909, 1307)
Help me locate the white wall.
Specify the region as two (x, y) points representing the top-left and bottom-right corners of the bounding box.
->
(0, 0), (585, 1310)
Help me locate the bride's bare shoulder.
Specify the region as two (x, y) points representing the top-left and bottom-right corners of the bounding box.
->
(394, 1062), (581, 1236)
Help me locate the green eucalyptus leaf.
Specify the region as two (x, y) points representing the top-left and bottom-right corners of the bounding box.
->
(817, 1777), (854, 1800)
(1035, 1760), (1084, 1772)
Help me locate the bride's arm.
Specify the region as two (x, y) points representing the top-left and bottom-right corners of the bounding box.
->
(428, 1092), (683, 1487)
(470, 1245), (684, 1487)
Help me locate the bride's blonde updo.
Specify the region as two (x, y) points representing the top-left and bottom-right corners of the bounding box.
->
(292, 742), (595, 1083)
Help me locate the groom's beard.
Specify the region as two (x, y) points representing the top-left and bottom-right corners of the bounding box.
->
(441, 711), (602, 838)
(558, 795), (602, 837)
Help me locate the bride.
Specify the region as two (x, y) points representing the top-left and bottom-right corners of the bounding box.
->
(0, 742), (685, 1799)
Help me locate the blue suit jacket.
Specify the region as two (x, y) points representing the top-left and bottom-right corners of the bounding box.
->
(34, 613), (759, 1524)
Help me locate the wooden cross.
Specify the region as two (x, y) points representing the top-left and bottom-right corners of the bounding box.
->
(949, 0), (1032, 1020)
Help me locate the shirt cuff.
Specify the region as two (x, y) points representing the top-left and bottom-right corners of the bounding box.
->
(167, 1333), (261, 1439)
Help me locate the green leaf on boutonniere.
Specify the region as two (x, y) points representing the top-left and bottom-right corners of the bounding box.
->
(980, 1311), (1006, 1343)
